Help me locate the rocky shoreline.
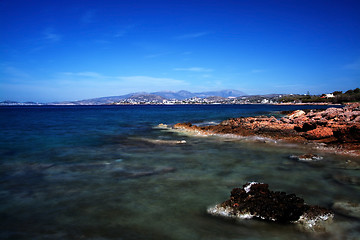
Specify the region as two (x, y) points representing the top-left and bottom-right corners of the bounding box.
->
(173, 103), (360, 156)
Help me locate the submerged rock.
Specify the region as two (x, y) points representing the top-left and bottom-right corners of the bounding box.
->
(207, 182), (333, 231)
(289, 153), (324, 161)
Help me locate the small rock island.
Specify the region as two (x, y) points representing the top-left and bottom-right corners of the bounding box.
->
(208, 182), (334, 231)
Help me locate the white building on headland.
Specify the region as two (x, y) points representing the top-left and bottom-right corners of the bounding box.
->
(322, 93), (335, 98)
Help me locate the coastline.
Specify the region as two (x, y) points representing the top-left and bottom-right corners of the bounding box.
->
(0, 102), (343, 106)
(273, 102), (342, 106)
(171, 103), (360, 156)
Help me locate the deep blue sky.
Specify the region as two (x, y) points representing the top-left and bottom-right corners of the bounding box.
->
(1, 0), (359, 102)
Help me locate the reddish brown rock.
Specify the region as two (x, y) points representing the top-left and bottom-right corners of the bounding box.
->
(295, 122), (317, 132)
(173, 103), (360, 155)
(280, 117), (292, 123)
(333, 124), (360, 142)
(303, 127), (334, 140)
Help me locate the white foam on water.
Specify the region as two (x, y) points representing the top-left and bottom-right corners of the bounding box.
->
(207, 205), (255, 220)
(244, 182), (262, 193)
(196, 121), (221, 126)
(296, 212), (334, 229)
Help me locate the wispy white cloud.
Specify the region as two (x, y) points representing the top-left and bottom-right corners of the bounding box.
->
(175, 32), (210, 40)
(93, 39), (111, 45)
(81, 10), (96, 24)
(201, 74), (213, 78)
(56, 72), (189, 94)
(145, 52), (171, 59)
(62, 72), (104, 78)
(181, 51), (192, 55)
(2, 66), (30, 79)
(251, 69), (266, 73)
(117, 76), (186, 86)
(273, 84), (304, 88)
(343, 59), (360, 70)
(43, 28), (61, 42)
(114, 31), (127, 38)
(114, 24), (137, 37)
(173, 67), (213, 72)
(28, 28), (62, 52)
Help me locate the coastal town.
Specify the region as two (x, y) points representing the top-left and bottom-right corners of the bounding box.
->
(1, 88), (359, 105)
(111, 94), (281, 105)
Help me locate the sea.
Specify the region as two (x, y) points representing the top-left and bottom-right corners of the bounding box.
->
(0, 104), (359, 240)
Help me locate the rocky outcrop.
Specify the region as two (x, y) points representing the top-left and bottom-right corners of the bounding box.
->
(289, 154), (323, 161)
(173, 103), (360, 155)
(208, 182), (334, 231)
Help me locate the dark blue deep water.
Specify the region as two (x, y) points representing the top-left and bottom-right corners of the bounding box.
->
(0, 105), (359, 240)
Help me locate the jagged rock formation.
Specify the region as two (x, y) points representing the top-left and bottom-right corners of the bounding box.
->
(208, 182), (334, 231)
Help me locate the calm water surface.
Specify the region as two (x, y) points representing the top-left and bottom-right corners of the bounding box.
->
(0, 105), (359, 240)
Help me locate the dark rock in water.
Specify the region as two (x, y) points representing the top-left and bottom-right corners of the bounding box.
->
(229, 183), (307, 222)
(208, 182), (333, 230)
(289, 154), (323, 161)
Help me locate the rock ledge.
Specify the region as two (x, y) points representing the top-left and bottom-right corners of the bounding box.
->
(174, 103), (360, 155)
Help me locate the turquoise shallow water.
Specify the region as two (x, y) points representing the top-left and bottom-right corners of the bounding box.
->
(0, 105), (359, 240)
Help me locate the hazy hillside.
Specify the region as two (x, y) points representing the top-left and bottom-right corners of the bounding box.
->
(54, 89), (247, 105)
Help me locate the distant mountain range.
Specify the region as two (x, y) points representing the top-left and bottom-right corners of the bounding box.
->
(53, 89), (247, 105)
(152, 89), (246, 100)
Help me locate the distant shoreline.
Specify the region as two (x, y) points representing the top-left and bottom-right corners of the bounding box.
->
(0, 102), (345, 107)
